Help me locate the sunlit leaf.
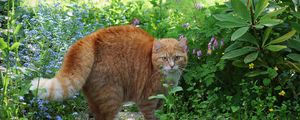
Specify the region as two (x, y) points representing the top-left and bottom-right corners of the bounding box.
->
(10, 42), (20, 50)
(266, 45), (287, 52)
(13, 24), (22, 35)
(254, 0), (269, 19)
(0, 38), (8, 49)
(268, 29), (297, 45)
(259, 18), (283, 27)
(231, 27), (249, 41)
(148, 94), (166, 100)
(221, 47), (256, 59)
(231, 0), (250, 20)
(169, 86), (183, 94)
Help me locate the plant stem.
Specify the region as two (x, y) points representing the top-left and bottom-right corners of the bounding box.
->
(248, 0), (259, 40)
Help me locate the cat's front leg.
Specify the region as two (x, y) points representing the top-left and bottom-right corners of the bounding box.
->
(138, 100), (159, 120)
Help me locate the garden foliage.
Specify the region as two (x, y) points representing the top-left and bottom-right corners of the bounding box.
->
(0, 0), (300, 119)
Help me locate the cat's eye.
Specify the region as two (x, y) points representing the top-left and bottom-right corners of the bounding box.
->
(174, 56), (181, 61)
(160, 57), (167, 61)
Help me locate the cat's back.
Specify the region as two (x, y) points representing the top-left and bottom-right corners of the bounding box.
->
(90, 25), (154, 45)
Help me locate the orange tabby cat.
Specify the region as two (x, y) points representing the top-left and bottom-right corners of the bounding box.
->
(30, 25), (188, 120)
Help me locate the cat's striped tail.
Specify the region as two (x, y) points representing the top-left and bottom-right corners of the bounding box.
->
(30, 38), (95, 101)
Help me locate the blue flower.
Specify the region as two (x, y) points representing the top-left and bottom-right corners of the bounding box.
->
(56, 116), (62, 120)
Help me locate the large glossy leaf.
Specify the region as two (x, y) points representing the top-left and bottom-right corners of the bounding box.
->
(254, 0), (269, 19)
(231, 0), (250, 20)
(266, 45), (287, 52)
(224, 42), (243, 53)
(287, 39), (300, 51)
(259, 18), (283, 27)
(0, 38), (8, 49)
(216, 21), (248, 28)
(262, 27), (272, 46)
(237, 32), (259, 46)
(244, 52), (259, 63)
(268, 29), (297, 45)
(221, 47), (256, 59)
(261, 7), (287, 19)
(231, 27), (249, 41)
(213, 14), (247, 24)
(287, 53), (300, 62)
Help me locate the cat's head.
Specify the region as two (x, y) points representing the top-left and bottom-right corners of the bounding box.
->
(152, 36), (188, 75)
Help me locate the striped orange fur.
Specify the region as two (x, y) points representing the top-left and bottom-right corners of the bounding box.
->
(30, 25), (188, 120)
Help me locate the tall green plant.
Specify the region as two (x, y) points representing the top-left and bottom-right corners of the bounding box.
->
(214, 0), (298, 76)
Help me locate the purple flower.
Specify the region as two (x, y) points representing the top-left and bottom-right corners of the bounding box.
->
(56, 116), (62, 120)
(197, 50), (202, 58)
(132, 18), (140, 26)
(195, 2), (203, 10)
(213, 38), (218, 50)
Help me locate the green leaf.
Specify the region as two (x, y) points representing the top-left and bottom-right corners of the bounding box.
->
(231, 27), (249, 41)
(287, 39), (300, 51)
(259, 18), (283, 27)
(224, 42), (243, 53)
(263, 78), (271, 86)
(262, 27), (272, 46)
(231, 106), (240, 113)
(261, 7), (287, 19)
(148, 94), (166, 100)
(292, 12), (300, 19)
(244, 52), (259, 63)
(266, 45), (287, 52)
(287, 53), (300, 62)
(231, 0), (250, 20)
(291, 22), (300, 33)
(221, 47), (256, 59)
(213, 14), (248, 24)
(237, 32), (259, 47)
(10, 42), (20, 50)
(254, 0), (269, 19)
(216, 21), (248, 28)
(267, 68), (278, 79)
(0, 38), (8, 49)
(268, 29), (297, 45)
(169, 86), (183, 94)
(274, 86), (281, 90)
(13, 24), (22, 35)
(232, 60), (247, 68)
(245, 70), (268, 77)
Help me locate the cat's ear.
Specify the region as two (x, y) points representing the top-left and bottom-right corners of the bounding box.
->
(153, 40), (161, 52)
(178, 35), (188, 52)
